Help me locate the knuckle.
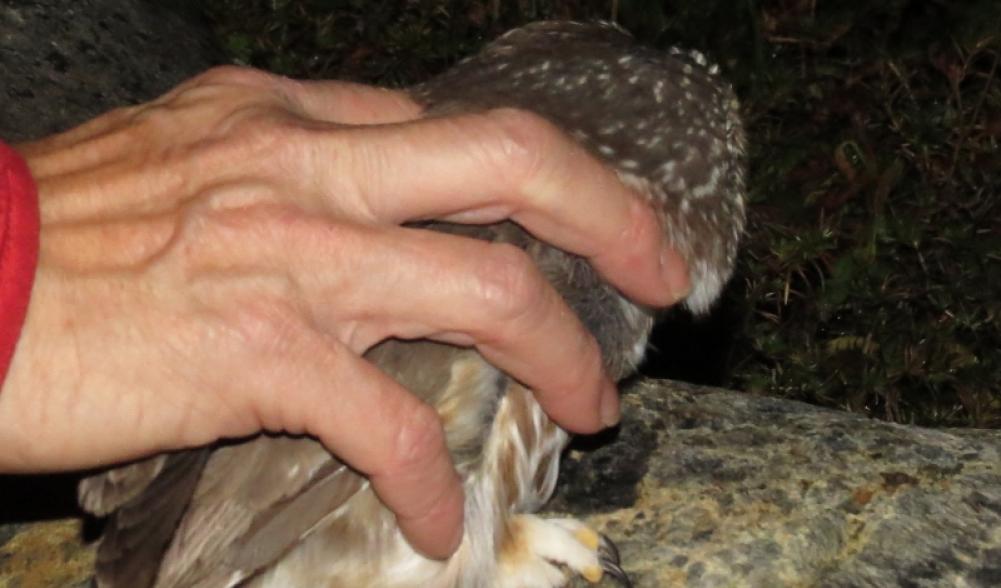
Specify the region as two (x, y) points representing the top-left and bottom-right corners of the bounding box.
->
(386, 402), (446, 475)
(479, 108), (560, 189)
(473, 243), (546, 323)
(614, 199), (661, 265)
(220, 300), (302, 355)
(131, 70), (295, 153)
(202, 181), (280, 212)
(618, 201), (651, 244)
(183, 205), (306, 263)
(192, 65), (273, 89)
(128, 103), (176, 138)
(173, 204), (249, 262)
(223, 108), (294, 150)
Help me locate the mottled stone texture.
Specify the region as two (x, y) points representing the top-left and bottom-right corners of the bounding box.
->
(549, 380), (1001, 587)
(0, 0), (222, 142)
(2, 2), (1000, 587)
(4, 380), (1000, 587)
(0, 520), (94, 587)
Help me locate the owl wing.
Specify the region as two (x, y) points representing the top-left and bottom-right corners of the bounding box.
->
(85, 341), (466, 588)
(84, 437), (359, 588)
(154, 436), (363, 588)
(80, 454), (171, 517)
(85, 450), (210, 588)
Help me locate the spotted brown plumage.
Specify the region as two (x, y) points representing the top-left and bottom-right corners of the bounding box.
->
(80, 20), (745, 587)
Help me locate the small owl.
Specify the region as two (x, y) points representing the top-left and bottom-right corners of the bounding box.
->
(79, 21), (745, 587)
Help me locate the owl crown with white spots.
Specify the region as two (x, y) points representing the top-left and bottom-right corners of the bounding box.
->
(414, 20), (747, 318)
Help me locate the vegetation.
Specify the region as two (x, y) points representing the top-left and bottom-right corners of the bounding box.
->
(198, 0), (1001, 428)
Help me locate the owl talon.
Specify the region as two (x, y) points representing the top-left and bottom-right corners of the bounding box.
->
(597, 533), (620, 567)
(498, 515), (629, 587)
(597, 534), (632, 587)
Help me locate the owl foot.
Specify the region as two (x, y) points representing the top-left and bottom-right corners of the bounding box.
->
(497, 515), (631, 588)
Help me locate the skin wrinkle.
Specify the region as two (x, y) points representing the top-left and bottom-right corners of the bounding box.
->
(278, 220), (372, 336)
(504, 137), (616, 253)
(177, 311), (264, 440)
(343, 117), (448, 224)
(342, 111), (554, 227)
(254, 329), (321, 436)
(480, 109), (555, 199)
(319, 127), (385, 223)
(322, 225), (597, 389)
(465, 259), (610, 432)
(603, 197), (665, 290)
(64, 308), (92, 447)
(469, 243), (546, 329)
(383, 404), (453, 512)
(206, 302), (311, 433)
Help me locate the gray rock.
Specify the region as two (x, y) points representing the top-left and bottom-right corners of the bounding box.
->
(5, 379), (999, 587)
(548, 380), (1001, 587)
(0, 0), (221, 142)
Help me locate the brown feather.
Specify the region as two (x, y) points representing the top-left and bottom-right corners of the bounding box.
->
(92, 450), (209, 588)
(79, 455), (168, 517)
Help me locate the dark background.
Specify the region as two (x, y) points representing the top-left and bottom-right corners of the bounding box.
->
(196, 0), (1000, 429)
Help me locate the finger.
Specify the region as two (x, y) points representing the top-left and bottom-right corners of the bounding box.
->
(311, 108), (684, 307)
(20, 67), (407, 177)
(191, 208), (615, 433)
(238, 320), (464, 559)
(165, 66), (424, 126)
(160, 66), (422, 126)
(285, 80), (422, 125)
(344, 226), (615, 434)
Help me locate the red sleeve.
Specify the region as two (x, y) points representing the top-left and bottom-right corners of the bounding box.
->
(0, 140), (40, 390)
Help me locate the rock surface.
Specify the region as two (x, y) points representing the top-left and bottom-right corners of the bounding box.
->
(3, 380), (999, 587)
(551, 380), (1001, 587)
(0, 519), (93, 588)
(0, 0), (222, 142)
(2, 2), (1000, 587)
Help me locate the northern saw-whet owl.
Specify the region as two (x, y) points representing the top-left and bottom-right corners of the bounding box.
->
(79, 20), (746, 588)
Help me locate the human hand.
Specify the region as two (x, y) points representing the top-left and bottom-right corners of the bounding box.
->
(0, 67), (689, 557)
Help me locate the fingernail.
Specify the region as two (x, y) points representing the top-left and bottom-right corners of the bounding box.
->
(660, 247), (691, 304)
(600, 380), (621, 427)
